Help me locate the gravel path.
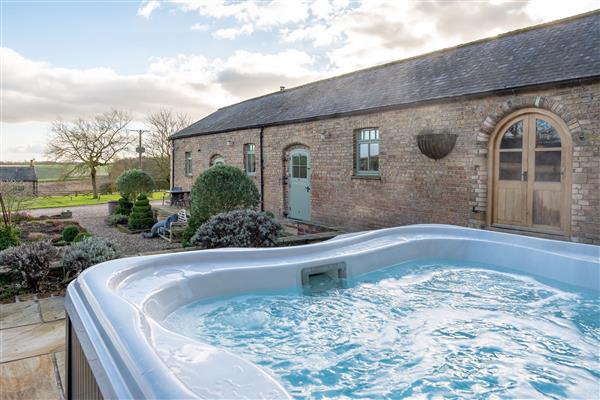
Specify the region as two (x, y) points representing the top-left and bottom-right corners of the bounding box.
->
(29, 202), (181, 256)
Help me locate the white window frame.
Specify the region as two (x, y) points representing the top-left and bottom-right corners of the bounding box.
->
(244, 143), (256, 175)
(355, 128), (380, 176)
(184, 151), (192, 176)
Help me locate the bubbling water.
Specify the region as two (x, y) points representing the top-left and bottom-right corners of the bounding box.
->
(165, 264), (600, 399)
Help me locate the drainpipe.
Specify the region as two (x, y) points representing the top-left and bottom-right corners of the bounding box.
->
(259, 127), (265, 211)
(170, 139), (175, 190)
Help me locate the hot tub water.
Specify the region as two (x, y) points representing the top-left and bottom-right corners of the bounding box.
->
(165, 262), (600, 399)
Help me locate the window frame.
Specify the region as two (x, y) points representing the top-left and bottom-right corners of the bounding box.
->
(355, 128), (380, 176)
(244, 143), (256, 175)
(184, 151), (192, 176)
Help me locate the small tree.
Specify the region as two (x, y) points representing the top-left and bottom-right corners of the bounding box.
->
(128, 194), (155, 230)
(146, 109), (191, 186)
(0, 180), (33, 226)
(116, 169), (155, 202)
(47, 109), (133, 198)
(183, 165), (260, 245)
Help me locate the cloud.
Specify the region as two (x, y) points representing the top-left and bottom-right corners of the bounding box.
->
(190, 23), (209, 31)
(0, 47), (321, 124)
(137, 0), (161, 18)
(213, 23), (254, 39)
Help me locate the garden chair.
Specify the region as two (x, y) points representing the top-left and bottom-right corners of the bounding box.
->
(158, 209), (189, 243)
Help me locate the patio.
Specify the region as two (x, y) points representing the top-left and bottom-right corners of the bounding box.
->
(0, 296), (65, 399)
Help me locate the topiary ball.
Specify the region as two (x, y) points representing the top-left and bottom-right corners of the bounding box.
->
(73, 232), (92, 243)
(62, 225), (80, 242)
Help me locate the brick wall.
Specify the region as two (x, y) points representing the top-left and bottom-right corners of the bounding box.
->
(173, 81), (600, 244)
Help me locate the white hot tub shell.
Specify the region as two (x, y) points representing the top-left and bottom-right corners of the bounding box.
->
(64, 224), (600, 399)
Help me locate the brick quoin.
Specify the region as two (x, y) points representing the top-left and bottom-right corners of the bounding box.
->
(172, 82), (600, 244)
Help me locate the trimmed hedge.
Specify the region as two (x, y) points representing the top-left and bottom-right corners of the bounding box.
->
(61, 225), (80, 242)
(115, 197), (133, 216)
(190, 209), (281, 249)
(128, 194), (155, 230)
(183, 165), (260, 245)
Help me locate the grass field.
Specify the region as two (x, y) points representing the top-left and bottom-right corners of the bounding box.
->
(10, 163), (110, 182)
(24, 191), (166, 210)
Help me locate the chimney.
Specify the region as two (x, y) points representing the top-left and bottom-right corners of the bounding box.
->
(280, 86), (285, 92)
(30, 159), (35, 168)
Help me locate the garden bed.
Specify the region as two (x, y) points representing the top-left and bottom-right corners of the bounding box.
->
(16, 219), (87, 243)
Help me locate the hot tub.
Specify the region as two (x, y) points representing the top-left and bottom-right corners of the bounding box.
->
(64, 225), (600, 399)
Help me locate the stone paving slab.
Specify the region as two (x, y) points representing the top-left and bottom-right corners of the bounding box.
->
(1, 320), (65, 363)
(0, 354), (61, 400)
(40, 297), (65, 323)
(54, 351), (65, 394)
(0, 301), (42, 330)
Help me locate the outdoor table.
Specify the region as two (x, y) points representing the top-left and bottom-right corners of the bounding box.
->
(163, 189), (191, 207)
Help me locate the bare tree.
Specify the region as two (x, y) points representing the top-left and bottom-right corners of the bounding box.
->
(47, 109), (133, 198)
(0, 180), (33, 225)
(146, 109), (191, 186)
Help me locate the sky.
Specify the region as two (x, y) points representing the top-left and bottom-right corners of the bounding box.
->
(1, 0), (598, 162)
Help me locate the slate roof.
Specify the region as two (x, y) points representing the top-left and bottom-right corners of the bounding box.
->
(0, 166), (38, 182)
(173, 11), (600, 139)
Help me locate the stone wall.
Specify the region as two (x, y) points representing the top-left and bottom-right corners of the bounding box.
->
(173, 81), (600, 244)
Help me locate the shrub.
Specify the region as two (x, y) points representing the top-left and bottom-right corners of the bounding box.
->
(116, 169), (155, 201)
(0, 225), (20, 250)
(115, 197), (133, 216)
(0, 241), (58, 292)
(61, 237), (119, 280)
(73, 232), (92, 243)
(184, 165), (260, 245)
(128, 194), (155, 230)
(99, 182), (115, 195)
(105, 213), (128, 227)
(61, 225), (80, 242)
(190, 209), (282, 249)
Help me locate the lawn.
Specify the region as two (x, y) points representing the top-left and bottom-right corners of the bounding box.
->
(24, 192), (166, 209)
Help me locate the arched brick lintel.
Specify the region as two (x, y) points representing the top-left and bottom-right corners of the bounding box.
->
(477, 96), (583, 143)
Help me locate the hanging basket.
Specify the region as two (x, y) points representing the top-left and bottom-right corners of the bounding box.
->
(416, 132), (457, 160)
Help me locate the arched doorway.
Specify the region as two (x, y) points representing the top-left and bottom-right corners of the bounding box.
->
(288, 148), (311, 221)
(488, 109), (572, 235)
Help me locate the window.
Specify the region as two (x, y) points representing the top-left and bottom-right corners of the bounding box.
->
(244, 144), (256, 175)
(355, 128), (380, 175)
(184, 151), (192, 176)
(291, 153), (308, 178)
(210, 155), (225, 166)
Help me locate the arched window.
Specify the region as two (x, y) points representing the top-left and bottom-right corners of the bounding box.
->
(209, 154), (225, 166)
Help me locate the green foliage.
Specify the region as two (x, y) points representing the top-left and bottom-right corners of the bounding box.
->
(0, 225), (20, 251)
(73, 232), (92, 243)
(61, 225), (80, 242)
(61, 237), (119, 280)
(189, 164), (260, 230)
(116, 169), (155, 201)
(190, 209), (282, 249)
(105, 213), (128, 226)
(115, 197), (133, 216)
(128, 194), (155, 230)
(0, 241), (58, 292)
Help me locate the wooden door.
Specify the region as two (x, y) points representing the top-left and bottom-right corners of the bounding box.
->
(288, 149), (311, 221)
(492, 112), (570, 235)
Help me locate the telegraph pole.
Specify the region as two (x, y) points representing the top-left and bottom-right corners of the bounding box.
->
(129, 129), (149, 169)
